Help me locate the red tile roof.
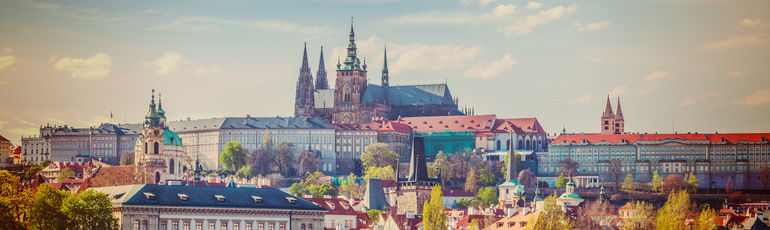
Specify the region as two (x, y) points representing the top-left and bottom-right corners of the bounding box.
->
(443, 189), (475, 197)
(552, 134), (644, 144)
(551, 133), (770, 145)
(302, 197), (360, 216)
(400, 115), (497, 133)
(640, 134), (708, 141)
(85, 165), (155, 188)
(501, 118), (545, 134)
(706, 133), (770, 143)
(457, 215), (492, 228)
(0, 134), (9, 142)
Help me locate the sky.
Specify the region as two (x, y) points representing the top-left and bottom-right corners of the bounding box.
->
(0, 0), (769, 144)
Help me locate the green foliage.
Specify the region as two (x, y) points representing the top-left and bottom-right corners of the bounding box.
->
(366, 209), (381, 223)
(0, 198), (24, 230)
(555, 173), (567, 188)
(0, 170), (33, 227)
(654, 190), (693, 230)
(289, 182), (305, 196)
(694, 205), (717, 230)
(650, 170), (662, 192)
(236, 165), (254, 179)
(686, 172), (699, 193)
(27, 183), (69, 230)
(57, 167), (75, 181)
(339, 174), (365, 199)
(61, 189), (119, 230)
(464, 168), (479, 192)
(308, 184), (338, 198)
(526, 193), (573, 230)
(502, 150), (521, 176)
(622, 173), (635, 191)
(289, 171), (333, 197)
(364, 166), (396, 180)
(434, 151), (451, 184)
(361, 143), (398, 170)
(422, 185), (447, 230)
(477, 165), (496, 186)
(474, 187), (498, 207)
(219, 141), (247, 171)
(469, 219), (480, 230)
(456, 198), (469, 209)
(621, 201), (655, 230)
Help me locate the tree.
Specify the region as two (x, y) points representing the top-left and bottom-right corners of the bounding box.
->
(119, 152), (134, 165)
(296, 150), (320, 176)
(649, 170), (662, 192)
(686, 172), (699, 193)
(465, 168), (479, 192)
(622, 174), (635, 191)
(249, 148), (273, 176)
(526, 194), (573, 230)
(434, 151), (451, 185)
(502, 150), (521, 177)
(654, 190), (693, 230)
(236, 166), (254, 179)
(0, 170), (33, 226)
(361, 143), (398, 170)
(61, 189), (119, 230)
(662, 174), (686, 192)
(367, 210), (382, 224)
(475, 187), (498, 207)
(554, 173), (567, 188)
(0, 199), (24, 230)
(469, 219), (480, 230)
(57, 167), (75, 181)
(422, 185), (447, 230)
(761, 167), (770, 191)
(477, 165), (496, 186)
(364, 166), (396, 180)
(272, 142), (294, 176)
(621, 201), (655, 230)
(289, 182), (306, 197)
(339, 174), (365, 199)
(725, 177), (734, 194)
(219, 141), (247, 171)
(605, 159), (623, 189)
(517, 169), (537, 188)
(27, 183), (70, 230)
(559, 158), (579, 178)
(456, 198), (470, 209)
(449, 152), (472, 182)
(693, 205), (717, 230)
(308, 184), (338, 198)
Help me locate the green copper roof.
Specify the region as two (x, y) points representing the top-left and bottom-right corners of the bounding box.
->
(163, 129), (183, 146)
(559, 192), (583, 200)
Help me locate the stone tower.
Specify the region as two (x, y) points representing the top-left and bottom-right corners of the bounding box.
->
(601, 95), (615, 134)
(614, 98), (625, 134)
(316, 46), (329, 90)
(294, 43), (315, 118)
(135, 89), (186, 184)
(333, 19), (368, 124)
(396, 136), (439, 215)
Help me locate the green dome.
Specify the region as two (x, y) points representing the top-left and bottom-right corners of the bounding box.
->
(559, 192), (583, 200)
(163, 129), (183, 146)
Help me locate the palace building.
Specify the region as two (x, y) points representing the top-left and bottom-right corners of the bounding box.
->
(294, 20), (463, 125)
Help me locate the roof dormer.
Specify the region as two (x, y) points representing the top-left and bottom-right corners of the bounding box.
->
(178, 193), (189, 201)
(214, 194), (226, 202)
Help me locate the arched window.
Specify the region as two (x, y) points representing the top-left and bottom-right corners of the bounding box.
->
(301, 224), (306, 230)
(144, 142), (148, 154)
(506, 140), (511, 150)
(518, 140), (523, 149)
(153, 142), (159, 154)
(169, 159), (175, 174)
(496, 140), (501, 150)
(155, 172), (160, 184)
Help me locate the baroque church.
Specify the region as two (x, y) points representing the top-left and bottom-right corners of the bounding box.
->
(295, 21), (463, 124)
(133, 89), (187, 184)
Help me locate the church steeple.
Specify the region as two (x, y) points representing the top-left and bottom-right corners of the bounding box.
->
(341, 17), (363, 71)
(615, 97), (624, 120)
(316, 46), (328, 90)
(301, 42), (310, 71)
(294, 42), (315, 118)
(144, 89), (162, 127)
(382, 45), (389, 88)
(602, 95), (614, 118)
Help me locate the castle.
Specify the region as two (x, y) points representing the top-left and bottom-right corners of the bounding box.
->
(294, 20), (463, 124)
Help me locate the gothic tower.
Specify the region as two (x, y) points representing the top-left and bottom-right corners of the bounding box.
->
(381, 46), (390, 104)
(316, 46), (329, 90)
(614, 97), (625, 134)
(294, 43), (315, 118)
(601, 95), (615, 134)
(333, 19), (368, 124)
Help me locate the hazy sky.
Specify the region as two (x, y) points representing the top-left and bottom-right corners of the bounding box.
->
(1, 0), (769, 144)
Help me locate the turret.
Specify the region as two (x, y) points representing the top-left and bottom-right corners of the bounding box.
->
(601, 95), (615, 134)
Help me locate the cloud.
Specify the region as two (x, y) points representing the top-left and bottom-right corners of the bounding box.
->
(526, 1), (543, 9)
(463, 54), (516, 78)
(645, 70), (670, 81)
(194, 64), (221, 75)
(574, 21), (610, 32)
(492, 4), (517, 17)
(147, 52), (186, 75)
(151, 17), (329, 35)
(571, 93), (592, 104)
(331, 36), (480, 76)
(461, 0), (496, 5)
(680, 97), (696, 106)
(610, 85), (627, 97)
(727, 70), (747, 78)
(701, 34), (768, 51)
(0, 56), (18, 70)
(637, 70), (670, 94)
(503, 4), (577, 35)
(735, 88), (770, 105)
(54, 53), (113, 79)
(740, 18), (762, 27)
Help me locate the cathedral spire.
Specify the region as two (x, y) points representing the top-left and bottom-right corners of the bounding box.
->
(301, 42), (310, 71)
(316, 46), (328, 89)
(602, 95), (614, 117)
(382, 45), (389, 88)
(349, 17), (355, 43)
(294, 43), (315, 118)
(615, 97), (624, 120)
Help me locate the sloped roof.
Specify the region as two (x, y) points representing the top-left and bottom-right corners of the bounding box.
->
(220, 117), (333, 129)
(400, 115), (496, 133)
(362, 84), (455, 106)
(92, 184), (325, 211)
(361, 178), (388, 210)
(501, 118), (546, 134)
(705, 133), (770, 143)
(85, 166), (155, 188)
(0, 134), (10, 142)
(493, 211), (541, 229)
(168, 118), (227, 133)
(162, 129), (183, 146)
(303, 197), (359, 215)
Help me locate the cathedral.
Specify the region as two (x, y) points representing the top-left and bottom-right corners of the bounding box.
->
(294, 21), (463, 124)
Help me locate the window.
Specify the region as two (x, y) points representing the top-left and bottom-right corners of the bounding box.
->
(246, 223), (253, 230)
(259, 223), (265, 230)
(234, 223), (240, 230)
(184, 221), (190, 230)
(222, 223), (228, 230)
(196, 222), (202, 230)
(172, 222), (179, 230)
(209, 222), (214, 230)
(134, 220), (140, 230)
(161, 222), (167, 230)
(143, 220), (148, 230)
(269, 223), (275, 230)
(154, 142), (160, 154)
(279, 224), (285, 230)
(169, 159), (175, 174)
